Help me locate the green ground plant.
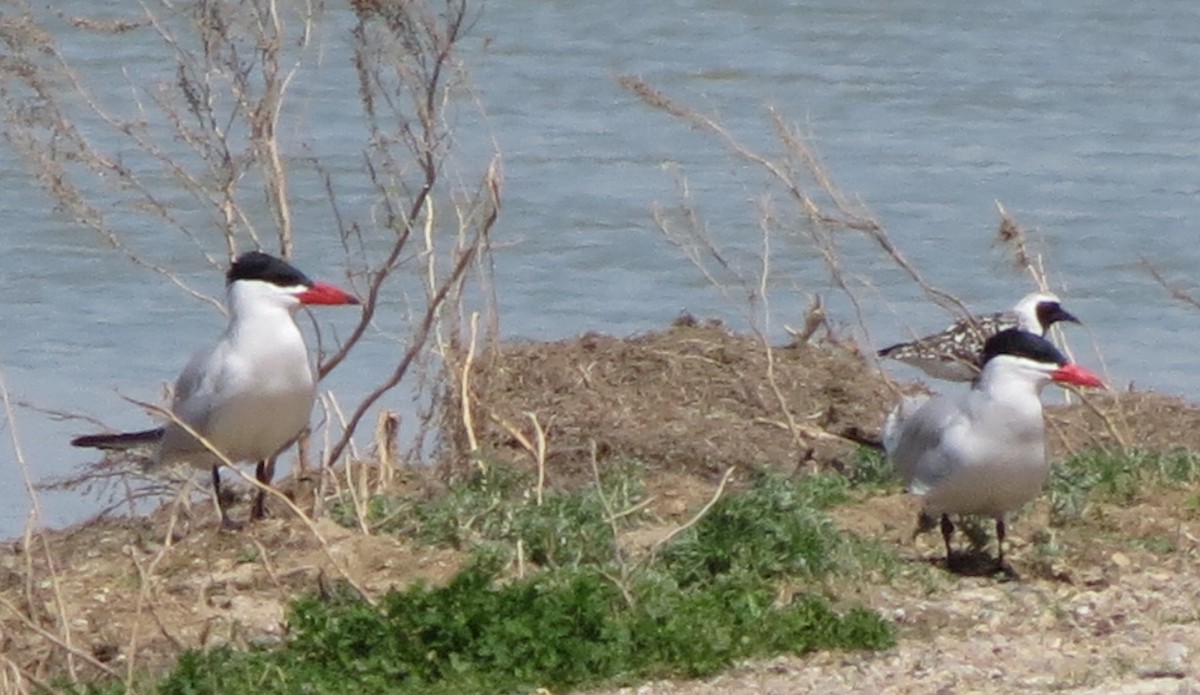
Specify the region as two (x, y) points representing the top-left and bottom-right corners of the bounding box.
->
(659, 470), (848, 585)
(1048, 448), (1200, 524)
(150, 557), (889, 695)
(114, 466), (895, 694)
(342, 462), (646, 568)
(847, 447), (899, 493)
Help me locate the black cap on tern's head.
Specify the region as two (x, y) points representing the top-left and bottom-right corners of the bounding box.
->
(1034, 299), (1080, 331)
(226, 251), (360, 306)
(980, 328), (1105, 389)
(226, 251), (313, 289)
(980, 328), (1068, 369)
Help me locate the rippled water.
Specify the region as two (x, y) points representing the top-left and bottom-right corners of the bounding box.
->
(3, 0), (1199, 537)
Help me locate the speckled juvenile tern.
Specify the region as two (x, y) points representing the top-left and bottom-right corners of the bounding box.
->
(883, 328), (1104, 569)
(71, 252), (360, 529)
(877, 292), (1080, 382)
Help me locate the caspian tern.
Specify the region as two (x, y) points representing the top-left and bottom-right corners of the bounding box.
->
(877, 291), (1080, 382)
(72, 251), (360, 529)
(883, 328), (1104, 570)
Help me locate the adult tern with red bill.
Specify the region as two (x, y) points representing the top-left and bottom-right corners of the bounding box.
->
(72, 251), (360, 529)
(883, 328), (1104, 570)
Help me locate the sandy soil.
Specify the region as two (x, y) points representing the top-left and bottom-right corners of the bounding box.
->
(4, 320), (1199, 694)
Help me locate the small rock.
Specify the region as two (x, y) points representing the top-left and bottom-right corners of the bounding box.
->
(1160, 641), (1189, 669)
(1111, 551), (1132, 568)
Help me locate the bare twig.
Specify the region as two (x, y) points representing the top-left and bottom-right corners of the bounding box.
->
(1144, 257), (1200, 311)
(0, 595), (122, 681)
(590, 441), (635, 607)
(528, 413), (548, 507)
(459, 312), (482, 460)
(1, 366), (84, 681)
(124, 395), (376, 605)
(649, 467), (736, 559)
(621, 75), (972, 326)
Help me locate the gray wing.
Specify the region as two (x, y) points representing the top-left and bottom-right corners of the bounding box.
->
(882, 394), (929, 454)
(886, 393), (970, 494)
(171, 350), (206, 412)
(159, 342), (231, 460)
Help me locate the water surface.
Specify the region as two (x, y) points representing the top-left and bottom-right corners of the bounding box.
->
(2, 0), (1198, 537)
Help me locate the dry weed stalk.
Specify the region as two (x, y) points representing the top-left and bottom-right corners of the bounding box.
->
(3, 0), (501, 486)
(1063, 390), (1131, 452)
(124, 396), (377, 605)
(621, 75), (976, 439)
(515, 539), (527, 580)
(649, 466), (735, 561)
(486, 411), (549, 505)
(0, 367), (97, 683)
(372, 409), (401, 487)
(622, 76), (1122, 457)
(589, 442), (636, 608)
(0, 3), (511, 686)
(0, 595), (121, 681)
(36, 454), (196, 524)
(993, 205), (1131, 444)
(621, 75), (971, 325)
(342, 459), (372, 536)
(1144, 257), (1200, 311)
(992, 203), (1080, 352)
(993, 205), (1073, 352)
(323, 205), (495, 468)
(1, 655), (42, 695)
(0, 1), (318, 301)
(123, 538), (189, 688)
(316, 1), (502, 458)
(321, 391), (376, 533)
(457, 312), (483, 464)
(753, 204), (808, 451)
(994, 202), (1052, 292)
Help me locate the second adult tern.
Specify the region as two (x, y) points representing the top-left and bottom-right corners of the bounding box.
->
(883, 328), (1104, 570)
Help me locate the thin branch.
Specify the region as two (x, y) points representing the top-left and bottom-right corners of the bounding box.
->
(649, 467), (735, 559)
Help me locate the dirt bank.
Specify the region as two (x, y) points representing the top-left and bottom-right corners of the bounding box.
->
(4, 320), (1199, 693)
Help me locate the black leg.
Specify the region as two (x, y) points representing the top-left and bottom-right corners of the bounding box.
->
(995, 517), (1006, 567)
(213, 465), (243, 531)
(940, 513), (955, 564)
(251, 458), (276, 521)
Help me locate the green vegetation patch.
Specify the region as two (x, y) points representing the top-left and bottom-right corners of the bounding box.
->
(154, 556), (890, 695)
(846, 446), (899, 493)
(136, 468), (893, 694)
(659, 470), (847, 585)
(1049, 448), (1200, 523)
(342, 463), (643, 569)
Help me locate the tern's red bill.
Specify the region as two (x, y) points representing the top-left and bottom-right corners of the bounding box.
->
(297, 282), (360, 306)
(1051, 363), (1105, 389)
